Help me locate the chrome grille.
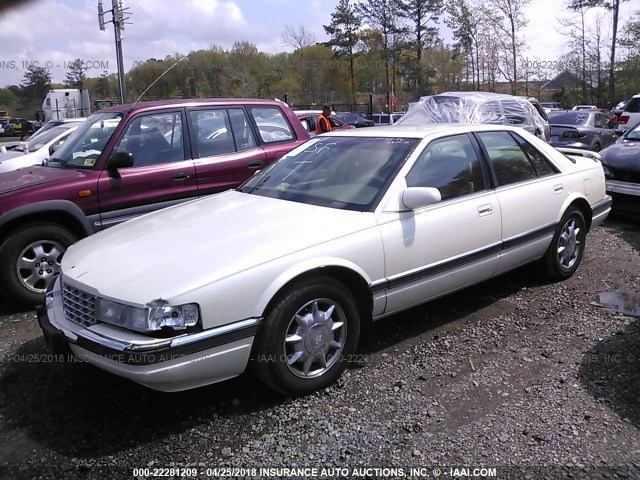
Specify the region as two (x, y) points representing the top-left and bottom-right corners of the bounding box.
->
(62, 283), (97, 327)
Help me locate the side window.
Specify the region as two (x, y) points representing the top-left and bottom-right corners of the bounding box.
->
(477, 131), (541, 186)
(249, 107), (295, 143)
(228, 108), (257, 151)
(115, 111), (185, 167)
(189, 109), (235, 157)
(406, 134), (485, 201)
(515, 136), (559, 177)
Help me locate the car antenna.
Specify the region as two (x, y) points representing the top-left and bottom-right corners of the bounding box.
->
(132, 54), (189, 108)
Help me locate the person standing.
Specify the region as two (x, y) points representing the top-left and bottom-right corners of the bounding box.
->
(316, 105), (333, 134)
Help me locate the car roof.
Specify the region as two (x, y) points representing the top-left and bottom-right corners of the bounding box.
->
(98, 98), (288, 114)
(323, 123), (526, 139)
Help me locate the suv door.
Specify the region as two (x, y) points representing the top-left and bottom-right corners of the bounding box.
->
(187, 107), (268, 196)
(96, 109), (197, 228)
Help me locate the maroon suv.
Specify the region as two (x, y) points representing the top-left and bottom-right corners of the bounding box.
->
(0, 98), (310, 305)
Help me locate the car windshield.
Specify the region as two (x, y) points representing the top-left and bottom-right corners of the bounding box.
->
(47, 112), (122, 169)
(624, 124), (640, 140)
(238, 136), (419, 211)
(548, 111), (590, 125)
(12, 125), (72, 152)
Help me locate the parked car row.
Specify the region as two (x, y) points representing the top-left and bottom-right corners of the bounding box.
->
(0, 94), (628, 397)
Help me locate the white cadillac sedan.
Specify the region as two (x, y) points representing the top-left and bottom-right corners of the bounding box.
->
(38, 124), (612, 395)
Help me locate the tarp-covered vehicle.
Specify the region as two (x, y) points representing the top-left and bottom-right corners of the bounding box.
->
(396, 91), (550, 141)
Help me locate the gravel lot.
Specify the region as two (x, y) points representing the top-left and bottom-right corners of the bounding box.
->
(0, 218), (638, 480)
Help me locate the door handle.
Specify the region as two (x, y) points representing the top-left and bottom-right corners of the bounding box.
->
(477, 204), (494, 216)
(248, 160), (263, 169)
(172, 172), (190, 181)
(553, 183), (563, 193)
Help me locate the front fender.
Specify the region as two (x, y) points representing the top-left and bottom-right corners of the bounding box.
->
(254, 256), (374, 316)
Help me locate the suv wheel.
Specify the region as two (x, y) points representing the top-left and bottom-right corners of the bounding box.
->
(0, 223), (77, 306)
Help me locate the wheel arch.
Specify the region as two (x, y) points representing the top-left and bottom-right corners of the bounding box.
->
(0, 201), (94, 242)
(257, 261), (375, 339)
(561, 195), (593, 231)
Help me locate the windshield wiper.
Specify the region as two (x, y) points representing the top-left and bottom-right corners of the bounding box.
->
(46, 158), (69, 168)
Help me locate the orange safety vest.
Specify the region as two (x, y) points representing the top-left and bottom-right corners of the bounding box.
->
(316, 114), (333, 134)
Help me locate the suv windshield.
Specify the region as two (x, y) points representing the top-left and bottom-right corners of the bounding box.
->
(238, 136), (418, 211)
(48, 112), (122, 169)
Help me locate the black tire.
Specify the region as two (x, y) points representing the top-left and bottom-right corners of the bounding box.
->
(540, 208), (587, 281)
(0, 222), (77, 306)
(252, 276), (360, 396)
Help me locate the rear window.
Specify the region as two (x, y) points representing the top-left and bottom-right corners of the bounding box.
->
(548, 112), (590, 125)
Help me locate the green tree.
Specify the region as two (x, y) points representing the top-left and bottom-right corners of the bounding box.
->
(64, 58), (87, 88)
(446, 0), (478, 89)
(356, 0), (403, 111)
(324, 0), (362, 105)
(21, 64), (52, 111)
(397, 0), (443, 93)
(0, 88), (18, 112)
(95, 71), (112, 98)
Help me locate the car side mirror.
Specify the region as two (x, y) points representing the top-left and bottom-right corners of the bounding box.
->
(107, 151), (134, 177)
(401, 187), (442, 210)
(614, 129), (625, 136)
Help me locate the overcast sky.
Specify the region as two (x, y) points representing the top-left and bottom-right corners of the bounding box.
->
(0, 0), (635, 88)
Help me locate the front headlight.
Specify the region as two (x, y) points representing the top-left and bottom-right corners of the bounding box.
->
(96, 298), (199, 333)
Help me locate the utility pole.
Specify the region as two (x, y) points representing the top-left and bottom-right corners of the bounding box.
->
(98, 0), (132, 104)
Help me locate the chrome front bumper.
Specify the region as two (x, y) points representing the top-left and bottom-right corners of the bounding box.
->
(38, 277), (259, 392)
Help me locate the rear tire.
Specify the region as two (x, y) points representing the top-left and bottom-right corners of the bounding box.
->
(540, 208), (586, 281)
(0, 223), (77, 306)
(252, 276), (360, 396)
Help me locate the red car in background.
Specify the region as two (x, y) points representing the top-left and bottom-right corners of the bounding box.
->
(0, 98), (310, 305)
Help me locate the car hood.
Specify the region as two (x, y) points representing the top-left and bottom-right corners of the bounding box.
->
(62, 190), (378, 303)
(600, 140), (640, 169)
(0, 150), (27, 161)
(0, 165), (88, 195)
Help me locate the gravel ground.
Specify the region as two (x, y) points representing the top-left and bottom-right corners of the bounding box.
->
(0, 221), (639, 480)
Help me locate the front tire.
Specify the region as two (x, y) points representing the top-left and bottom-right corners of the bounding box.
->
(541, 208), (586, 281)
(252, 276), (360, 396)
(0, 222), (77, 306)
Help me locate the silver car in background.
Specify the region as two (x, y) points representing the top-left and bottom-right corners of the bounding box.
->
(548, 110), (619, 152)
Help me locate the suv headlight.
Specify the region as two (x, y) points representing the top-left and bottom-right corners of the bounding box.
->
(96, 298), (200, 333)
